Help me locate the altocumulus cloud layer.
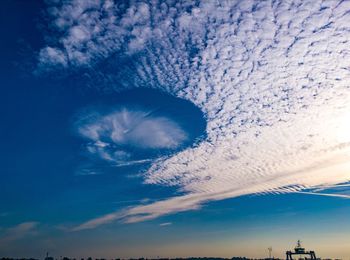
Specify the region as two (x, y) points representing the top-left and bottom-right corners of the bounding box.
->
(39, 0), (350, 229)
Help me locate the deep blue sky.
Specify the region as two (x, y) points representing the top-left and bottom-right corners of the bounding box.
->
(1, 0), (350, 258)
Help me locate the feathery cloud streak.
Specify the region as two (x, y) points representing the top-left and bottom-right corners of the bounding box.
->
(0, 222), (39, 243)
(76, 107), (188, 163)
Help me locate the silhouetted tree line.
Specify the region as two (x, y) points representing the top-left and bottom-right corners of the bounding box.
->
(1, 257), (285, 260)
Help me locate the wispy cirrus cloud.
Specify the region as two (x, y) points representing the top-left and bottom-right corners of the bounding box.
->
(159, 222), (172, 226)
(0, 222), (39, 243)
(0, 212), (9, 217)
(77, 108), (187, 150)
(297, 191), (350, 199)
(297, 182), (350, 199)
(76, 107), (188, 165)
(39, 0), (350, 229)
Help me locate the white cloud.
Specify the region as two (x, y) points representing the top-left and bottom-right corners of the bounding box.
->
(297, 191), (350, 199)
(159, 222), (172, 226)
(0, 212), (9, 217)
(72, 212), (122, 231)
(112, 159), (154, 167)
(38, 47), (68, 68)
(40, 0), (350, 229)
(75, 169), (102, 176)
(0, 222), (39, 242)
(76, 107), (188, 164)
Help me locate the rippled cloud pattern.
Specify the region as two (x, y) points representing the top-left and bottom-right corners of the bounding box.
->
(39, 0), (350, 229)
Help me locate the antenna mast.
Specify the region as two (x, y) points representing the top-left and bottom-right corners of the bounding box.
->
(268, 247), (272, 259)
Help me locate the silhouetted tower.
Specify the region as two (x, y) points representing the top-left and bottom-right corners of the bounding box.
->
(45, 252), (54, 260)
(268, 247), (273, 259)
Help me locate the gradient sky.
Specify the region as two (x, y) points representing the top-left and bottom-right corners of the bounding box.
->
(1, 0), (350, 258)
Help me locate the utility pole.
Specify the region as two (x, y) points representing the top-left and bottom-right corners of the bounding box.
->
(268, 247), (273, 259)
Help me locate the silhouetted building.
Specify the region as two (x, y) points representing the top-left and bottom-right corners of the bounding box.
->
(286, 240), (319, 260)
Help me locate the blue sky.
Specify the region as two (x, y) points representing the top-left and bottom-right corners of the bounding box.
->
(1, 0), (350, 258)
